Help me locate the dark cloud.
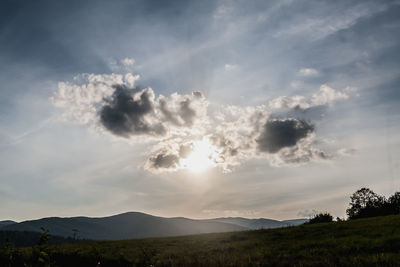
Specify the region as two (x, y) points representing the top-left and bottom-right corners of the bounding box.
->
(257, 119), (314, 153)
(147, 152), (180, 170)
(100, 85), (165, 137)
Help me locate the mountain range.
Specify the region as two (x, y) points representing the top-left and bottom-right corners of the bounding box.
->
(0, 212), (307, 240)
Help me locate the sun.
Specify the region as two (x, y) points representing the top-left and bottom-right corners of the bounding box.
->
(181, 139), (215, 173)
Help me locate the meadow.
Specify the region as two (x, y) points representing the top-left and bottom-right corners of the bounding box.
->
(1, 214), (400, 266)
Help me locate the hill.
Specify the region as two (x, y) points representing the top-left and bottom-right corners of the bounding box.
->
(1, 212), (246, 240)
(0, 220), (16, 228)
(1, 212), (306, 240)
(1, 215), (399, 266)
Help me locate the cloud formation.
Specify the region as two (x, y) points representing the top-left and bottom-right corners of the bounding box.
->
(52, 73), (208, 140)
(298, 68), (318, 77)
(257, 119), (314, 153)
(269, 84), (349, 110)
(100, 85), (165, 137)
(52, 72), (350, 173)
(147, 152), (180, 170)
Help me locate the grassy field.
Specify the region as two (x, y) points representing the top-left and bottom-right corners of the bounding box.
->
(1, 215), (400, 266)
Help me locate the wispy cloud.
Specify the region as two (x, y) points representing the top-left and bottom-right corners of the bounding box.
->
(298, 68), (318, 77)
(274, 2), (390, 41)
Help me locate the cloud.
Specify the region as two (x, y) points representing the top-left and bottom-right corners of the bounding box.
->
(224, 64), (238, 71)
(207, 105), (269, 172)
(121, 58), (135, 67)
(53, 72), (349, 173)
(311, 84), (349, 107)
(268, 133), (332, 166)
(158, 92), (205, 127)
(51, 73), (131, 124)
(338, 148), (357, 157)
(146, 151), (180, 171)
(298, 68), (318, 77)
(52, 74), (208, 140)
(269, 84), (349, 110)
(109, 58), (136, 72)
(100, 85), (166, 137)
(269, 95), (310, 110)
(257, 119), (314, 153)
(274, 2), (389, 41)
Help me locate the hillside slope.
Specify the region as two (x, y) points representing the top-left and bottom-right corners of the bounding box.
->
(3, 214), (398, 266)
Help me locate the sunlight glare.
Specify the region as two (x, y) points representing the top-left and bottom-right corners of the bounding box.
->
(182, 139), (215, 173)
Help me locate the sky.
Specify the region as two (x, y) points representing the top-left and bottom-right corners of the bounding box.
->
(1, 0), (400, 221)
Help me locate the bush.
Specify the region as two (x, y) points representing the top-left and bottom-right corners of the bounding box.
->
(308, 213), (333, 224)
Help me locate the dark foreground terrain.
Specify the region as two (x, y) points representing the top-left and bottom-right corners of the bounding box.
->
(1, 215), (400, 266)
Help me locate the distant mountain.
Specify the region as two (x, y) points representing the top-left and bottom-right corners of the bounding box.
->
(207, 217), (307, 229)
(1, 212), (246, 240)
(1, 212), (307, 241)
(0, 220), (16, 228)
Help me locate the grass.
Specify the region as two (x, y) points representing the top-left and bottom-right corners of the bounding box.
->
(1, 215), (400, 266)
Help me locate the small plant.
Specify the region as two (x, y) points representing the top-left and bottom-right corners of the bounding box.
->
(308, 212), (333, 224)
(31, 227), (51, 267)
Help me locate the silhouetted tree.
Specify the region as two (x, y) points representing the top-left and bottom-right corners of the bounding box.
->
(308, 213), (333, 224)
(388, 192), (400, 214)
(346, 188), (385, 219)
(346, 188), (400, 219)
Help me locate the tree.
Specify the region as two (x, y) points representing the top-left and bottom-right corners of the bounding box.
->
(308, 212), (333, 224)
(346, 188), (385, 219)
(388, 192), (400, 214)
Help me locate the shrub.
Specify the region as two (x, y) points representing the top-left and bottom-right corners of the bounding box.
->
(308, 213), (333, 224)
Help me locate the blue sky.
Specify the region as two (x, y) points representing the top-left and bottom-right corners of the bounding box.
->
(1, 0), (400, 221)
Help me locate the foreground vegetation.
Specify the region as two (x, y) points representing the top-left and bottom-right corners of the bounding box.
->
(1, 214), (400, 266)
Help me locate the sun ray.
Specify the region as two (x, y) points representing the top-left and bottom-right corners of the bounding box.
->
(181, 139), (215, 173)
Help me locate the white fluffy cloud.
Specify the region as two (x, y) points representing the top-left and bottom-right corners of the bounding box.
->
(311, 84), (349, 106)
(52, 73), (351, 173)
(121, 57), (135, 67)
(52, 73), (208, 140)
(269, 84), (350, 110)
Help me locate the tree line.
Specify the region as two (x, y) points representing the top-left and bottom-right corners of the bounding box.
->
(309, 187), (400, 224)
